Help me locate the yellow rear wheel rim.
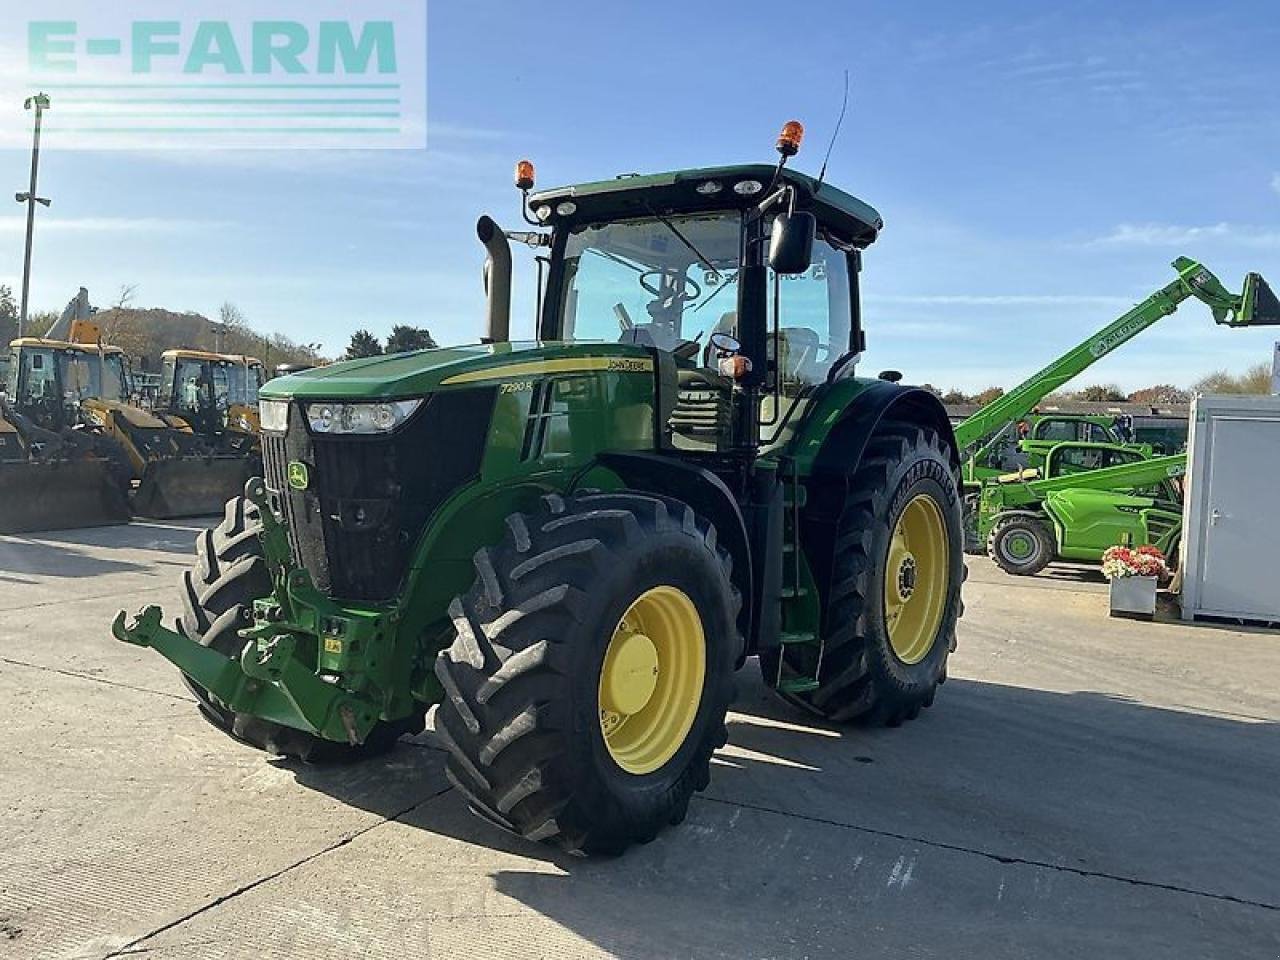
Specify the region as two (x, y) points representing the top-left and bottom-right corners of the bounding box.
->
(598, 586), (705, 776)
(884, 494), (949, 665)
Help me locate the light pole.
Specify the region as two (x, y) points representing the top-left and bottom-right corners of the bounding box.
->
(16, 92), (51, 339)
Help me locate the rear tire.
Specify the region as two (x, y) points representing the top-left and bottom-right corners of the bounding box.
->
(761, 421), (963, 726)
(177, 496), (420, 761)
(987, 514), (1054, 576)
(432, 491), (740, 855)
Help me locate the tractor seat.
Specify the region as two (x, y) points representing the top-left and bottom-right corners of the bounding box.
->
(997, 467), (1042, 483)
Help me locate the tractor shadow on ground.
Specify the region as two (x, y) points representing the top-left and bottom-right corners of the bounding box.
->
(0, 520), (207, 578)
(0, 536), (149, 578)
(279, 671), (1280, 959)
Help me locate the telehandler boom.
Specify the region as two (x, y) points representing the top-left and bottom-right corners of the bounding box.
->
(954, 257), (1280, 480)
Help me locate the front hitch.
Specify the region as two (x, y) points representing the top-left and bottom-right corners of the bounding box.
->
(112, 606), (380, 746)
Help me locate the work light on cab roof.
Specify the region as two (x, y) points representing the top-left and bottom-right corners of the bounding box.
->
(776, 120), (804, 157)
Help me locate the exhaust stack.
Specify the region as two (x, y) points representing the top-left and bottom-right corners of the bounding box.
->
(477, 215), (512, 343)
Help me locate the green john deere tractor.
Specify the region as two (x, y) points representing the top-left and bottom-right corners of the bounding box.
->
(114, 124), (965, 854)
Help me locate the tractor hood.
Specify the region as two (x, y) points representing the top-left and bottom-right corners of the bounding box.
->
(260, 341), (656, 401)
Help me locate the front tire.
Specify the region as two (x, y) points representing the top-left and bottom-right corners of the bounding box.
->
(177, 496), (420, 761)
(762, 421), (964, 725)
(432, 491), (740, 855)
(987, 514), (1054, 576)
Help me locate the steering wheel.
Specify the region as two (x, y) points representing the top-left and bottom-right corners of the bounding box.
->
(639, 269), (701, 302)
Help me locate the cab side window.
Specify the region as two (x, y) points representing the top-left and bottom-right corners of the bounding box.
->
(20, 350), (56, 404)
(1036, 419), (1077, 442)
(763, 235), (852, 436)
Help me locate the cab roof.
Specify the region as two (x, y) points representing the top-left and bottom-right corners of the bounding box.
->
(163, 349), (264, 365)
(529, 164), (883, 248)
(10, 337), (125, 355)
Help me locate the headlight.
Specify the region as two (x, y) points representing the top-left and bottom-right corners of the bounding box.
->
(259, 399), (289, 432)
(306, 399), (422, 435)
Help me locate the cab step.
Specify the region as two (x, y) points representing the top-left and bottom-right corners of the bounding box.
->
(779, 631), (818, 645)
(778, 677), (820, 694)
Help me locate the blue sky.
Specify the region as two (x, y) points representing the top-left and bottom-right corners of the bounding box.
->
(1, 0), (1278, 391)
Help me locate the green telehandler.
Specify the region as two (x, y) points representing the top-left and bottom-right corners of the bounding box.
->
(951, 257), (1280, 550)
(980, 442), (1186, 575)
(113, 124), (966, 854)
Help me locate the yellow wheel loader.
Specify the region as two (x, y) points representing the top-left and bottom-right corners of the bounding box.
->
(157, 349), (265, 457)
(5, 333), (251, 522)
(0, 363), (130, 534)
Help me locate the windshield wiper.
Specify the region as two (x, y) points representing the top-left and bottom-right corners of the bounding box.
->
(586, 247), (647, 274)
(645, 205), (722, 282)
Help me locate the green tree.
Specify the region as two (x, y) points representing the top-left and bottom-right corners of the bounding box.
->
(1076, 383), (1127, 402)
(385, 324), (437, 354)
(973, 386), (1005, 406)
(0, 284), (16, 345)
(940, 388), (970, 405)
(346, 329), (383, 359)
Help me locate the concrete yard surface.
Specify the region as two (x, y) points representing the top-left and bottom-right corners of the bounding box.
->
(1, 521), (1278, 959)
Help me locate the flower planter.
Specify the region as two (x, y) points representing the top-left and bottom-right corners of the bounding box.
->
(1109, 575), (1158, 619)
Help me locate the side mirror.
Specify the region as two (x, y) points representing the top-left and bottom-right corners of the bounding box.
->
(709, 331), (741, 355)
(769, 211), (816, 275)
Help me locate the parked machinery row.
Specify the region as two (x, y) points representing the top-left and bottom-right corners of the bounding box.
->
(1, 312), (267, 533)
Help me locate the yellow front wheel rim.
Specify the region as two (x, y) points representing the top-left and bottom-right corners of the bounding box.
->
(884, 494), (949, 664)
(599, 586), (706, 776)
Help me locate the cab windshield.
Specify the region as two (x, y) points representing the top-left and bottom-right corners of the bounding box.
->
(556, 212), (853, 386)
(16, 347), (129, 405)
(559, 213), (744, 352)
(59, 351), (129, 403)
(169, 359), (224, 415)
(226, 362), (264, 407)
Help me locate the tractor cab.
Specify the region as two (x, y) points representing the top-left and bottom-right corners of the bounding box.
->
(159, 349), (266, 437)
(6, 338), (132, 431)
(526, 161), (880, 455)
(1030, 414), (1127, 445)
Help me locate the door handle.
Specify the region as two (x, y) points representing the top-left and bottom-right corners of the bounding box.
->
(1210, 508), (1229, 525)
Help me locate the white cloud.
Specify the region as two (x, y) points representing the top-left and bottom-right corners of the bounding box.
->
(1089, 222), (1280, 248)
(1272, 173), (1280, 198)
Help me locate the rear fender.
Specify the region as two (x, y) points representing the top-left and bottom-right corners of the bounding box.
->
(790, 381), (960, 628)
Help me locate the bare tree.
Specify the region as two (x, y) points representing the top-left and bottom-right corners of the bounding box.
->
(219, 301), (247, 329)
(100, 283), (138, 345)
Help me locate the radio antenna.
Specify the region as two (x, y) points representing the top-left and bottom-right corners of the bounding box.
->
(815, 69), (850, 192)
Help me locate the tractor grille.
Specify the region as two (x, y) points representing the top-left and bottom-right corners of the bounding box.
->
(262, 389), (496, 603)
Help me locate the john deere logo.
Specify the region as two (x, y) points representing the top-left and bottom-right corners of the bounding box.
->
(287, 461), (310, 490)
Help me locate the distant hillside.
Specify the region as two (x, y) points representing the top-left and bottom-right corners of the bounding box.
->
(44, 303), (322, 373)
